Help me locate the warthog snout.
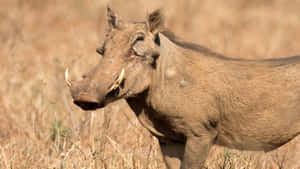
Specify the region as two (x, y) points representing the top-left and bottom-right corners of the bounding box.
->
(65, 68), (125, 110)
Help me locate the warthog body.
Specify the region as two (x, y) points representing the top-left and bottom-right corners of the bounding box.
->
(67, 8), (300, 169)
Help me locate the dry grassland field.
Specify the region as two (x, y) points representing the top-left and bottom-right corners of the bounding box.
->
(0, 0), (300, 168)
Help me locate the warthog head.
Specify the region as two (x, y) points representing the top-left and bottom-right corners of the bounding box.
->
(66, 7), (162, 110)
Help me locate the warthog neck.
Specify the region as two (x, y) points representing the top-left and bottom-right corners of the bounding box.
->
(144, 34), (223, 137)
(147, 33), (223, 112)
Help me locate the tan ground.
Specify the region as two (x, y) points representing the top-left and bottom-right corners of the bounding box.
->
(0, 0), (300, 168)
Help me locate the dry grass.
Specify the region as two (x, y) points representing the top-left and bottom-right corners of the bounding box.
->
(0, 0), (300, 168)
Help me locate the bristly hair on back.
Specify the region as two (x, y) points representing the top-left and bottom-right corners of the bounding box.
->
(161, 30), (300, 63)
(160, 30), (227, 59)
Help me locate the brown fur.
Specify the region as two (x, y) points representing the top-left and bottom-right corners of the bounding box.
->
(68, 8), (300, 169)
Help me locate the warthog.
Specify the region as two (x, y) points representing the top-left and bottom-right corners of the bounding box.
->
(66, 7), (300, 169)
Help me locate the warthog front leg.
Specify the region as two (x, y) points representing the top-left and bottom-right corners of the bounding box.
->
(181, 135), (215, 169)
(160, 142), (185, 169)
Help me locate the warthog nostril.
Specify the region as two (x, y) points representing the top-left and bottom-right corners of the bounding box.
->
(74, 100), (101, 110)
(73, 95), (102, 110)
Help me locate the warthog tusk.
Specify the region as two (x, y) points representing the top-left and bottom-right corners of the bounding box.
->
(108, 68), (125, 92)
(65, 68), (72, 87)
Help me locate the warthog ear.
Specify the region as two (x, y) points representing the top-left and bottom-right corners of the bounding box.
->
(147, 9), (164, 34)
(107, 6), (123, 30)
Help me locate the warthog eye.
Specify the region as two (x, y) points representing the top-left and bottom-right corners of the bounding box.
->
(131, 32), (145, 45)
(136, 36), (144, 41)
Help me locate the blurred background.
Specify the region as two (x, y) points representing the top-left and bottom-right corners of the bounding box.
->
(0, 0), (300, 168)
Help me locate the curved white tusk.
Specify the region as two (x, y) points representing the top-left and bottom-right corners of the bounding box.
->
(116, 68), (125, 85)
(65, 68), (72, 87)
(108, 68), (125, 92)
